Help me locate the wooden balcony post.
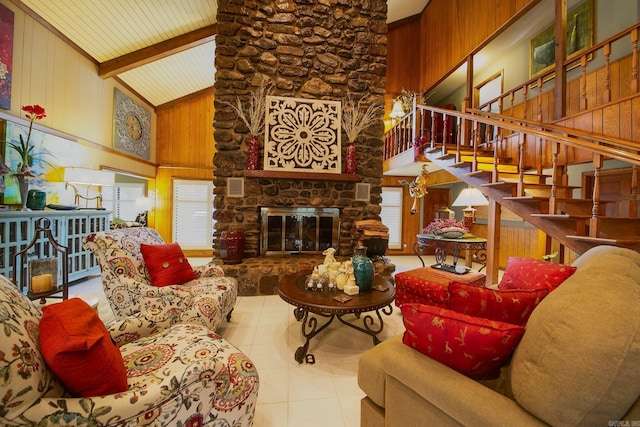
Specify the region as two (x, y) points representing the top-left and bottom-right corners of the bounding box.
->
(550, 141), (560, 214)
(485, 198), (501, 285)
(604, 43), (612, 103)
(589, 154), (603, 237)
(632, 28), (639, 93)
(517, 133), (525, 197)
(580, 55), (588, 110)
(631, 165), (638, 217)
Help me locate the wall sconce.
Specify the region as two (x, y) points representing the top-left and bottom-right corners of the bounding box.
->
(452, 187), (489, 229)
(64, 167), (115, 209)
(389, 100), (405, 123)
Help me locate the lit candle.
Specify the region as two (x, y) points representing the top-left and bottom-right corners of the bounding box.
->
(31, 274), (52, 293)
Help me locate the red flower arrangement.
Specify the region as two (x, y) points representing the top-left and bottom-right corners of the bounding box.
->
(423, 218), (469, 236)
(9, 105), (47, 176)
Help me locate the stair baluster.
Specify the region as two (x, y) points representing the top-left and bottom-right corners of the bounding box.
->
(631, 165), (638, 217)
(632, 28), (639, 93)
(590, 155), (603, 238)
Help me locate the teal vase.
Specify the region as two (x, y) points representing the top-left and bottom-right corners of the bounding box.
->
(352, 246), (374, 293)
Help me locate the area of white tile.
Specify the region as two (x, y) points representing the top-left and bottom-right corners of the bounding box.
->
(75, 255), (432, 427)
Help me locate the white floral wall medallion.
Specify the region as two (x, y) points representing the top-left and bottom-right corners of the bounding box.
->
(264, 96), (341, 173)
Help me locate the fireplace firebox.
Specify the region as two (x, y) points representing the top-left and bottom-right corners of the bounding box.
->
(260, 207), (340, 255)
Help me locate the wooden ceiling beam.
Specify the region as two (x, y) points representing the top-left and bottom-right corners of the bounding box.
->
(98, 24), (217, 79)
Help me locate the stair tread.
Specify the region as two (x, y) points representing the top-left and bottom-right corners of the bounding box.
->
(524, 183), (581, 189)
(558, 198), (615, 204)
(502, 195), (548, 201)
(530, 214), (590, 220)
(481, 181), (515, 188)
(465, 170), (491, 177)
(566, 235), (640, 244)
(436, 154), (455, 160)
(450, 162), (470, 168)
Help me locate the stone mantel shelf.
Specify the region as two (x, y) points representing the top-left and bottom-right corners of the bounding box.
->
(244, 170), (359, 182)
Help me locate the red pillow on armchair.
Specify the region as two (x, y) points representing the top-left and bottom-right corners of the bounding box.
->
(498, 256), (576, 291)
(140, 242), (198, 287)
(40, 298), (128, 397)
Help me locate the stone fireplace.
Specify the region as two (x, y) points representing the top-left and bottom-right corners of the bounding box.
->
(212, 0), (391, 295)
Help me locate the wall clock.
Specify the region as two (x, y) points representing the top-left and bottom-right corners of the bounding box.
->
(113, 88), (151, 160)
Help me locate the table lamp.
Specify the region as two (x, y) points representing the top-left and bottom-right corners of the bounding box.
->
(64, 167), (115, 209)
(451, 187), (488, 229)
(389, 100), (405, 123)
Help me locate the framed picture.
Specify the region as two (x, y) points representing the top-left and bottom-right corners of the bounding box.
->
(113, 88), (151, 160)
(529, 0), (593, 78)
(0, 4), (13, 110)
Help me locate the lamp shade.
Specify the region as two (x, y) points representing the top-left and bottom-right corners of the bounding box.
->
(389, 100), (405, 119)
(451, 188), (488, 207)
(64, 168), (115, 186)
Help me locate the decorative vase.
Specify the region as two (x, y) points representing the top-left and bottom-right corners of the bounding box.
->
(27, 190), (47, 210)
(16, 175), (30, 211)
(247, 135), (259, 170)
(345, 141), (356, 174)
(352, 245), (374, 293)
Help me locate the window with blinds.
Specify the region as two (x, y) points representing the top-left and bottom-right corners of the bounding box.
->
(380, 187), (403, 250)
(103, 183), (146, 221)
(172, 179), (214, 250)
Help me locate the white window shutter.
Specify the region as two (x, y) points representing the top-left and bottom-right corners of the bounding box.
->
(380, 187), (403, 250)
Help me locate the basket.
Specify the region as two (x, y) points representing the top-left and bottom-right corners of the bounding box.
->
(437, 227), (467, 239)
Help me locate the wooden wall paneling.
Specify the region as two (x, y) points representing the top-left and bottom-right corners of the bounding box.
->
(386, 19), (421, 94)
(417, 0), (536, 92)
(620, 99), (632, 140)
(633, 97), (640, 141)
(619, 55), (632, 98)
(610, 59), (621, 102)
(603, 103), (620, 138)
(567, 77), (580, 115)
(154, 91), (216, 243)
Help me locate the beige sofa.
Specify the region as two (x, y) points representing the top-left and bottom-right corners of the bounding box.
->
(358, 245), (640, 426)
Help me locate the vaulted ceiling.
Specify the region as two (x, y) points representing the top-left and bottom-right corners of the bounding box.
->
(15, 0), (428, 109)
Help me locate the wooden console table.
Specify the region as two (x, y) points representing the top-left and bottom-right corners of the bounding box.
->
(413, 233), (487, 271)
(0, 210), (111, 284)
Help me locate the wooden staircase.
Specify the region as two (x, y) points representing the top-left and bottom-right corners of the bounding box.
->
(416, 119), (640, 256)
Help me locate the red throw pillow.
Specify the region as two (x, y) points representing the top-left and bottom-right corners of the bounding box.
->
(449, 282), (548, 326)
(498, 256), (576, 291)
(140, 242), (198, 287)
(39, 298), (128, 397)
(401, 303), (525, 380)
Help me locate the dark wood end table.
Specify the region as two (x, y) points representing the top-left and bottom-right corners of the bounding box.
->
(278, 269), (396, 363)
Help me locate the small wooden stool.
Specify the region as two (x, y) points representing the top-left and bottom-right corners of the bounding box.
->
(395, 267), (486, 307)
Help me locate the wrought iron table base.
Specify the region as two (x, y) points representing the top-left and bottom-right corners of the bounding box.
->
(292, 305), (393, 364)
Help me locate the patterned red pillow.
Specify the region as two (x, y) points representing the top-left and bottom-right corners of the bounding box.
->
(449, 282), (548, 325)
(401, 303), (525, 380)
(40, 298), (128, 397)
(140, 242), (198, 287)
(498, 256), (576, 291)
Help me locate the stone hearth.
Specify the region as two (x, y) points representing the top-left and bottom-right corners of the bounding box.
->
(215, 254), (395, 296)
(212, 0), (388, 261)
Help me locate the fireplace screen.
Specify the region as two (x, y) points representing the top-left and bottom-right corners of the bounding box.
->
(260, 207), (340, 255)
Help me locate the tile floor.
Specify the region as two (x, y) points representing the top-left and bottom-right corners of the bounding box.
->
(68, 255), (439, 427)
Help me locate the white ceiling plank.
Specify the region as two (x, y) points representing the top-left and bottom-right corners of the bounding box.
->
(19, 0), (414, 106)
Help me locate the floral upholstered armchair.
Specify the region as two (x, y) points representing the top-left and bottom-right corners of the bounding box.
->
(82, 227), (237, 332)
(0, 274), (258, 426)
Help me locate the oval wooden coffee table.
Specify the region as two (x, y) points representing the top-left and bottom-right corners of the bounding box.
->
(278, 269), (395, 363)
